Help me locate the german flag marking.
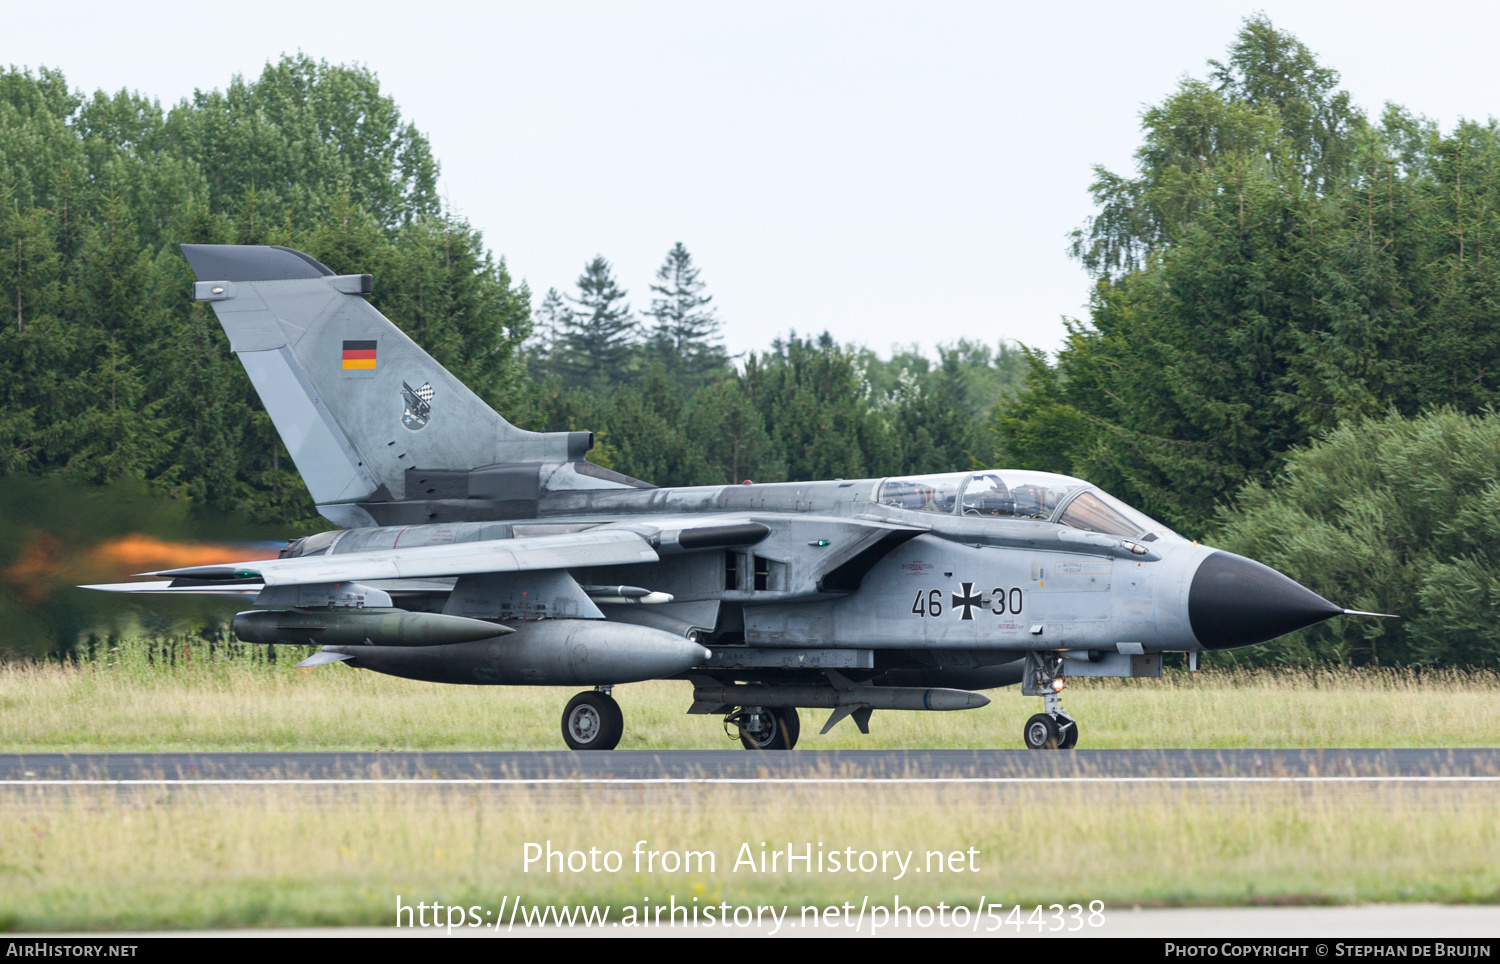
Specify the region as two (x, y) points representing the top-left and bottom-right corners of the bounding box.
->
(342, 340), (377, 370)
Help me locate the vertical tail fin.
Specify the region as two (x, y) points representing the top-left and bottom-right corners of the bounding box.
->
(182, 244), (614, 525)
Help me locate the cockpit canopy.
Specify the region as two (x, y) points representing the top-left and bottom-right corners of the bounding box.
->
(875, 471), (1172, 539)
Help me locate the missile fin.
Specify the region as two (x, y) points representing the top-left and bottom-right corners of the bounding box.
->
(820, 705), (857, 735)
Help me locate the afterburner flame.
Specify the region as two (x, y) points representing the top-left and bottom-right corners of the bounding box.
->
(2, 533), (67, 603)
(92, 534), (271, 571)
(1, 531), (279, 603)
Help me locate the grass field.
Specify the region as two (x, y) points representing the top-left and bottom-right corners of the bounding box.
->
(2, 780), (1498, 930)
(3, 643), (1499, 929)
(2, 640), (1498, 751)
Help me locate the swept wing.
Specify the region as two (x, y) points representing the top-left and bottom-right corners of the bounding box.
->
(86, 529), (658, 593)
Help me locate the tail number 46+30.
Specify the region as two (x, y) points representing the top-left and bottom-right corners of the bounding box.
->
(912, 582), (1023, 620)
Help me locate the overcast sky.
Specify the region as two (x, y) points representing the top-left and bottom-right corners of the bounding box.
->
(9, 1), (1499, 358)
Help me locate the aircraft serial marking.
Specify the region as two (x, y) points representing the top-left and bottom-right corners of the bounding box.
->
(911, 585), (1024, 618)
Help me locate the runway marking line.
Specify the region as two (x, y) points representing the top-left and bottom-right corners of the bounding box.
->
(4, 776), (1500, 786)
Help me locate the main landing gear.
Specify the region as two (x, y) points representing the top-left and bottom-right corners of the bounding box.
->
(1021, 652), (1078, 750)
(561, 686), (624, 750)
(726, 705), (801, 750)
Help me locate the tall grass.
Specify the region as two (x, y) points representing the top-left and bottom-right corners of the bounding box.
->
(3, 637), (1499, 751)
(1, 781), (1497, 930)
(4, 641), (1499, 930)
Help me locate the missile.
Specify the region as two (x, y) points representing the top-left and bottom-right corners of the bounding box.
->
(233, 608), (513, 647)
(580, 585), (675, 604)
(691, 682), (989, 712)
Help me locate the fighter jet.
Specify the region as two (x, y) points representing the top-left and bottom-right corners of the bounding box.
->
(85, 244), (1386, 751)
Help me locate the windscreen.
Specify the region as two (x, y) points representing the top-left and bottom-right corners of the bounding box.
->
(1056, 491), (1143, 537)
(1057, 488), (1173, 538)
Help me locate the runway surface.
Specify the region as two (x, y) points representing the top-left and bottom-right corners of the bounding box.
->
(3, 748), (1499, 783)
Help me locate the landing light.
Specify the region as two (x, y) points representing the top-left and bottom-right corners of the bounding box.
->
(1051, 678), (1066, 693)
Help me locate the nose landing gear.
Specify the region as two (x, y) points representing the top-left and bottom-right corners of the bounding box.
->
(1022, 652), (1078, 750)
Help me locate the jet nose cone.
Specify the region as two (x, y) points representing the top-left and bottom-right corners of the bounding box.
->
(1188, 550), (1342, 650)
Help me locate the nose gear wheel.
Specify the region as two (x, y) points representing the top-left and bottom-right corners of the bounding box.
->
(1024, 713), (1061, 749)
(1021, 651), (1080, 750)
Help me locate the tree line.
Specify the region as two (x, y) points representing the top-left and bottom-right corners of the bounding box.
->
(0, 56), (1026, 531)
(991, 16), (1500, 666)
(0, 57), (529, 527)
(525, 253), (1026, 488)
(999, 16), (1500, 537)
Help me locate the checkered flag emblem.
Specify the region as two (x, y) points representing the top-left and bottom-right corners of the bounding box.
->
(401, 380), (434, 431)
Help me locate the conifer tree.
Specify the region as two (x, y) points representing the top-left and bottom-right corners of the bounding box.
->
(529, 287), (569, 370)
(742, 333), (896, 481)
(646, 242), (726, 384)
(605, 366), (714, 485)
(689, 378), (785, 485)
(556, 255), (635, 386)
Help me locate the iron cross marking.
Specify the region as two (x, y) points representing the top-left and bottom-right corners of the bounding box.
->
(953, 582), (984, 620)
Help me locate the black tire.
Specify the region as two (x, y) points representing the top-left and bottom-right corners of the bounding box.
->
(738, 706), (792, 750)
(1058, 717), (1079, 749)
(601, 694), (624, 745)
(562, 691), (623, 750)
(1023, 713), (1062, 750)
(779, 708), (801, 750)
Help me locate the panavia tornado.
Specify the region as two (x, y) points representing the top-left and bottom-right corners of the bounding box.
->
(86, 244), (1389, 751)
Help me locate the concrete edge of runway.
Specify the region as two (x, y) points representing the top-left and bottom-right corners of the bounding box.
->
(4, 748), (1500, 784)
